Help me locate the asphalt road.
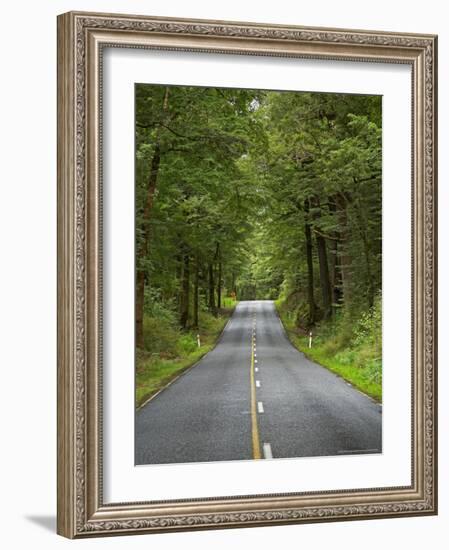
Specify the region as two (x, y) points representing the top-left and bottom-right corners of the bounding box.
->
(135, 300), (382, 465)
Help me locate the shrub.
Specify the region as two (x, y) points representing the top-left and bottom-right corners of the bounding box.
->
(176, 333), (198, 355)
(142, 316), (179, 355)
(143, 287), (178, 327)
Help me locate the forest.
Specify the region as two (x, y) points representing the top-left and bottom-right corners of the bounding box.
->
(135, 83), (382, 406)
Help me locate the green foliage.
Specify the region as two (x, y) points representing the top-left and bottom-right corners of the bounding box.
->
(353, 293), (382, 348)
(142, 316), (179, 357)
(135, 83), (382, 402)
(176, 333), (197, 355)
(221, 296), (238, 308)
(143, 287), (177, 327)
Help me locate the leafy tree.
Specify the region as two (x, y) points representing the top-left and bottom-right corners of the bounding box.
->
(135, 84), (382, 350)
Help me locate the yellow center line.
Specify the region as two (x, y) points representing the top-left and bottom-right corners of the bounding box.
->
(250, 331), (261, 459)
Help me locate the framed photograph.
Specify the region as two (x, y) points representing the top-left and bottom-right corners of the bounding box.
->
(57, 11), (438, 538)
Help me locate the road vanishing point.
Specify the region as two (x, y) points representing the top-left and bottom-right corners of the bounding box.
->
(135, 300), (382, 465)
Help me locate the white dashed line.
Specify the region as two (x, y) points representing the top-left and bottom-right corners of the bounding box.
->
(257, 401), (264, 413)
(256, 380), (261, 387)
(255, 367), (259, 372)
(255, 359), (258, 363)
(263, 443), (273, 459)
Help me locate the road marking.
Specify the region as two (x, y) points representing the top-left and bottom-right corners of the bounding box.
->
(255, 359), (258, 363)
(256, 380), (261, 387)
(255, 367), (259, 372)
(250, 332), (262, 459)
(263, 443), (273, 459)
(258, 401), (264, 413)
(254, 353), (257, 357)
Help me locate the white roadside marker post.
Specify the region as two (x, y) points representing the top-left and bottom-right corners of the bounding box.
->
(309, 331), (313, 349)
(197, 334), (201, 348)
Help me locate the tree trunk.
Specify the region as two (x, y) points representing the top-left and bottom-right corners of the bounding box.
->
(135, 143), (162, 348)
(355, 197), (375, 309)
(135, 86), (169, 349)
(135, 270), (146, 349)
(331, 239), (343, 310)
(362, 234), (375, 309)
(311, 198), (332, 319)
(180, 251), (190, 329)
(193, 255), (199, 329)
(217, 243), (222, 309)
(328, 198), (343, 313)
(335, 194), (352, 306)
(316, 232), (332, 319)
(208, 263), (216, 316)
(303, 199), (317, 326)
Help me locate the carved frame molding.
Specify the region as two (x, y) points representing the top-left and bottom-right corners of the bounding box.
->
(57, 11), (437, 538)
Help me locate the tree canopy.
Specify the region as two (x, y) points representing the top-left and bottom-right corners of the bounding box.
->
(135, 84), (382, 346)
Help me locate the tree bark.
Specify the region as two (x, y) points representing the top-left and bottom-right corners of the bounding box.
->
(217, 243), (222, 309)
(328, 198), (343, 313)
(180, 251), (190, 329)
(208, 263), (216, 316)
(311, 198), (332, 319)
(303, 199), (317, 327)
(316, 231), (332, 319)
(331, 239), (343, 310)
(335, 194), (352, 306)
(135, 270), (146, 349)
(193, 255), (199, 329)
(135, 86), (169, 349)
(135, 143), (162, 348)
(362, 234), (375, 309)
(355, 196), (375, 309)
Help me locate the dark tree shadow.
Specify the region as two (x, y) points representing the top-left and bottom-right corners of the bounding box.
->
(25, 515), (56, 533)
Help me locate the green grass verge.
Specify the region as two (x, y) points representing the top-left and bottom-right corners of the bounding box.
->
(136, 307), (235, 408)
(275, 301), (382, 402)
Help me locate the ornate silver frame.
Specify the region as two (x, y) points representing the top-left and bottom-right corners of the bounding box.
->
(57, 11), (438, 538)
